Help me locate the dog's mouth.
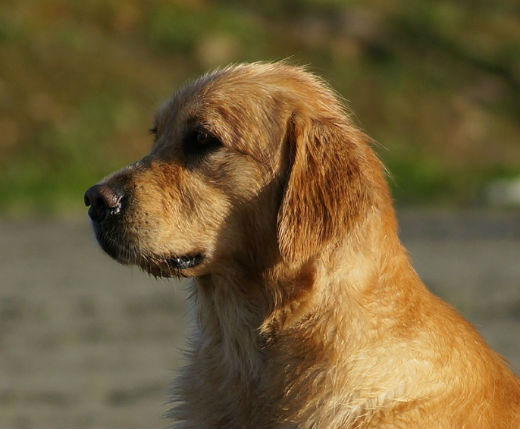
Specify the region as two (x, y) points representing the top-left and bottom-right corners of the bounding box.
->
(136, 252), (205, 278)
(92, 225), (204, 278)
(165, 254), (204, 270)
(135, 252), (205, 278)
(131, 248), (205, 278)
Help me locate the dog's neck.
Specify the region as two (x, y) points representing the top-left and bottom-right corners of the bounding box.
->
(189, 205), (418, 380)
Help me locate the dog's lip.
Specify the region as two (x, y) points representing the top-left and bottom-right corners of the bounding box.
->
(140, 253), (205, 278)
(92, 225), (205, 275)
(165, 253), (204, 270)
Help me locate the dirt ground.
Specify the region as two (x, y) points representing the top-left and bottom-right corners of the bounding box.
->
(1, 209), (519, 427)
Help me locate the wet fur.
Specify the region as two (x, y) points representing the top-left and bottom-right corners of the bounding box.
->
(90, 63), (520, 428)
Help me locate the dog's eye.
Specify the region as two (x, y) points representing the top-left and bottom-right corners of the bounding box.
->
(183, 128), (221, 158)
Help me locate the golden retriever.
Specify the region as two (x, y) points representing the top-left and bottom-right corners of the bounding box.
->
(84, 62), (520, 428)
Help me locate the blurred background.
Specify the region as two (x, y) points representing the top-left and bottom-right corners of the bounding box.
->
(1, 0), (519, 427)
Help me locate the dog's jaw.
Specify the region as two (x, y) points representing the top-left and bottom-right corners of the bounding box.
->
(90, 221), (205, 278)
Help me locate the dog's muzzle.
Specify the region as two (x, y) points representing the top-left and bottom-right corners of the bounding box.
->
(84, 183), (204, 276)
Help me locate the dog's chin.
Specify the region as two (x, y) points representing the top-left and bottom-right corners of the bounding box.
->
(93, 227), (204, 278)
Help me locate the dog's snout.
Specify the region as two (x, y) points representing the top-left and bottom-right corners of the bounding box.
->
(84, 184), (123, 223)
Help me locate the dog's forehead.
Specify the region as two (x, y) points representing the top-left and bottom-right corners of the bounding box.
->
(156, 65), (305, 119)
(154, 64), (342, 130)
(151, 64), (345, 162)
(154, 84), (202, 129)
(153, 70), (291, 152)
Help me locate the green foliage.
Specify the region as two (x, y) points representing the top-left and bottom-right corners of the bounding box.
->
(0, 0), (519, 216)
(145, 4), (202, 52)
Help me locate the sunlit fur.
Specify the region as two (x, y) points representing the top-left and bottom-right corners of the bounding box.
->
(92, 62), (520, 428)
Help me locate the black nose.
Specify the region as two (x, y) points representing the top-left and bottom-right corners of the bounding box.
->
(84, 184), (123, 223)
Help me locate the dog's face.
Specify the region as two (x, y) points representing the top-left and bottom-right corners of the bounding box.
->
(85, 63), (385, 278)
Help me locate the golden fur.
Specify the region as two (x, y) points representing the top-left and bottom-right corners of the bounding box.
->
(86, 62), (520, 428)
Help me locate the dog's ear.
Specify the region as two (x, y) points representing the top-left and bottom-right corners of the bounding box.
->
(277, 112), (370, 263)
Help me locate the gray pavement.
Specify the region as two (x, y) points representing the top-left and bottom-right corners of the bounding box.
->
(0, 209), (519, 427)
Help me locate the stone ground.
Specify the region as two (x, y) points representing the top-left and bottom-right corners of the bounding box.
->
(1, 209), (519, 427)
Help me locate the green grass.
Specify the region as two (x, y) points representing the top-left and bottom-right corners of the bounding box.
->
(1, 0), (519, 216)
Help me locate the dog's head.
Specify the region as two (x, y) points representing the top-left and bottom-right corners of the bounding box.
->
(84, 63), (389, 278)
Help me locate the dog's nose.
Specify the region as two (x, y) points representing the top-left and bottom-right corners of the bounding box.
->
(84, 184), (123, 223)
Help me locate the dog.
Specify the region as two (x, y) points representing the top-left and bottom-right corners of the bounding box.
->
(84, 62), (520, 428)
